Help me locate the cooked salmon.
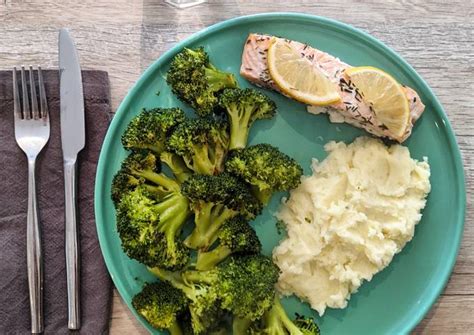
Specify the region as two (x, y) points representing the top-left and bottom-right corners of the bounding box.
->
(240, 33), (425, 142)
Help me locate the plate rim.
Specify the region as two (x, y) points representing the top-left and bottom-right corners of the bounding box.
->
(94, 12), (466, 334)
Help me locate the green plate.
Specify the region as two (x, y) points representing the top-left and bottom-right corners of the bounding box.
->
(95, 13), (466, 334)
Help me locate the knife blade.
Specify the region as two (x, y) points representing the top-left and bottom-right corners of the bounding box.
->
(59, 28), (84, 330)
(59, 29), (85, 156)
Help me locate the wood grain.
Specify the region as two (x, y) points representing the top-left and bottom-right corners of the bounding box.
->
(0, 0), (472, 334)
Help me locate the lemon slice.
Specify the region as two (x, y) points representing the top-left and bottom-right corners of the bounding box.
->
(345, 66), (410, 138)
(267, 39), (341, 106)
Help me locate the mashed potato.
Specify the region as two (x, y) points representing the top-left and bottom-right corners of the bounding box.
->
(273, 137), (431, 315)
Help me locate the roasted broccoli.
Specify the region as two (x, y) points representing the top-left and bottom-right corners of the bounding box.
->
(111, 150), (180, 206)
(215, 255), (279, 322)
(167, 117), (229, 175)
(149, 267), (223, 335)
(111, 169), (148, 206)
(132, 281), (188, 335)
(181, 173), (262, 249)
(226, 143), (303, 204)
(113, 151), (191, 269)
(246, 297), (320, 335)
(116, 184), (190, 270)
(196, 216), (261, 270)
(121, 107), (185, 153)
(166, 47), (238, 117)
(219, 88), (276, 150)
(150, 255), (278, 334)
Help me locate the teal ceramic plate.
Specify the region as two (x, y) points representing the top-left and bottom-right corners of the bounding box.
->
(95, 13), (466, 334)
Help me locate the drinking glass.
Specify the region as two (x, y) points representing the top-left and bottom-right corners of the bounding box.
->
(165, 0), (207, 9)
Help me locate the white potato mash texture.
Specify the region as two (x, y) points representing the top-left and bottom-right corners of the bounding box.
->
(273, 137), (431, 315)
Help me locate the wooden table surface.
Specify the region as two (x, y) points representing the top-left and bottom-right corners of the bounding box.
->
(1, 0), (472, 333)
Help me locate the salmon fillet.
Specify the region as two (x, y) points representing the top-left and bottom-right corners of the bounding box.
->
(240, 33), (425, 142)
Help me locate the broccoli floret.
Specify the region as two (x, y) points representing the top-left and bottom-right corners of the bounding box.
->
(217, 255), (279, 322)
(246, 297), (320, 335)
(112, 151), (191, 269)
(181, 173), (262, 250)
(117, 185), (190, 270)
(149, 267), (223, 335)
(196, 216), (261, 270)
(160, 151), (192, 183)
(219, 88), (276, 150)
(226, 143), (303, 204)
(167, 117), (229, 175)
(111, 169), (148, 206)
(111, 150), (182, 206)
(166, 47), (238, 117)
(123, 150), (181, 194)
(122, 107), (186, 153)
(132, 281), (188, 334)
(151, 255), (278, 334)
(293, 315), (321, 335)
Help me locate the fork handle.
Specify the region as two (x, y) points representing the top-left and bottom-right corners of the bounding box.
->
(64, 160), (81, 330)
(27, 159), (43, 334)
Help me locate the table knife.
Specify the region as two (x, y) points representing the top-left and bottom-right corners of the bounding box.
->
(59, 28), (85, 330)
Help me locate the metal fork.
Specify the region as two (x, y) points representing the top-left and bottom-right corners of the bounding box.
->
(13, 66), (50, 334)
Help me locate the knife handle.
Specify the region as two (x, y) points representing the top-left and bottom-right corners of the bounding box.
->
(27, 159), (43, 334)
(64, 159), (81, 330)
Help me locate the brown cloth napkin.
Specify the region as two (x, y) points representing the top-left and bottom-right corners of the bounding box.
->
(0, 70), (112, 334)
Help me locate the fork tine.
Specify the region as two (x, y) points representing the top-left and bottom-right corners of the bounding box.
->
(38, 67), (48, 120)
(29, 66), (39, 120)
(13, 67), (22, 119)
(21, 66), (31, 120)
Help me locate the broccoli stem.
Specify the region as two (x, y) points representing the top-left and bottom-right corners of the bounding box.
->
(265, 297), (302, 334)
(183, 204), (212, 249)
(160, 152), (192, 183)
(195, 246), (232, 270)
(168, 322), (183, 335)
(205, 67), (237, 93)
(184, 203), (237, 250)
(133, 169), (180, 192)
(232, 316), (252, 335)
(152, 193), (190, 264)
(192, 145), (216, 175)
(228, 106), (252, 150)
(154, 193), (188, 227)
(202, 205), (237, 246)
(147, 267), (195, 299)
(181, 270), (217, 286)
(141, 184), (170, 200)
(142, 143), (165, 154)
(209, 145), (226, 174)
(252, 186), (273, 205)
(148, 266), (183, 284)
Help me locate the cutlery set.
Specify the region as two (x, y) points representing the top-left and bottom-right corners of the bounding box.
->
(13, 29), (84, 333)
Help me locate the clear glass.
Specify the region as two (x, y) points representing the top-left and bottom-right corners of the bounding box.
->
(165, 0), (207, 9)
